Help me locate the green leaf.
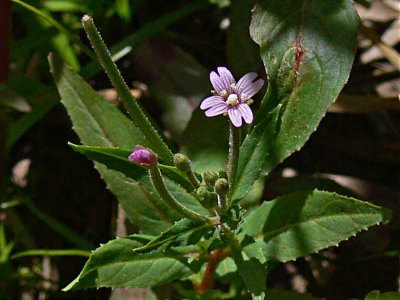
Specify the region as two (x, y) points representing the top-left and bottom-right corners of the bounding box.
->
(63, 236), (192, 290)
(232, 241), (266, 300)
(49, 55), (173, 234)
(68, 143), (145, 178)
(364, 290), (400, 300)
(232, 105), (280, 202)
(238, 190), (391, 262)
(134, 218), (212, 253)
(238, 0), (359, 198)
(68, 143), (194, 191)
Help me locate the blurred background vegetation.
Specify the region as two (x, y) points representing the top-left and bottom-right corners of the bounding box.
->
(0, 0), (399, 299)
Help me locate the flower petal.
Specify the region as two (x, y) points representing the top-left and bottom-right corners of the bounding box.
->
(237, 72), (258, 94)
(205, 103), (228, 117)
(200, 96), (224, 110)
(217, 67), (236, 92)
(228, 108), (243, 127)
(240, 78), (264, 99)
(210, 71), (225, 93)
(238, 103), (253, 124)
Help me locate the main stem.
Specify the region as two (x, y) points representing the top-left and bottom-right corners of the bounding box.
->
(227, 123), (240, 202)
(197, 248), (227, 293)
(149, 166), (214, 225)
(81, 15), (173, 165)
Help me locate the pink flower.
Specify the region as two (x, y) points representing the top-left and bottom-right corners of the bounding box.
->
(200, 67), (264, 127)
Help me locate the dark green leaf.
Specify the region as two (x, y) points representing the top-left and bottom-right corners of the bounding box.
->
(68, 143), (195, 191)
(68, 143), (145, 179)
(232, 241), (266, 300)
(63, 236), (192, 290)
(134, 218), (213, 253)
(238, 0), (359, 198)
(232, 105), (280, 202)
(49, 55), (172, 234)
(238, 190), (391, 262)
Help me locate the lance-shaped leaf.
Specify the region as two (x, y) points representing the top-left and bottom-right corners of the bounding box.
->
(63, 236), (192, 290)
(133, 218), (213, 253)
(235, 0), (359, 200)
(49, 55), (193, 235)
(238, 190), (391, 262)
(231, 105), (280, 202)
(232, 240), (267, 300)
(68, 143), (194, 191)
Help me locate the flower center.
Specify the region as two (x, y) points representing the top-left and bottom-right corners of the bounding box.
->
(225, 94), (239, 106)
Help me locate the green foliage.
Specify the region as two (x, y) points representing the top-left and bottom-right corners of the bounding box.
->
(363, 290), (400, 300)
(232, 105), (281, 202)
(6, 0), (390, 297)
(238, 190), (391, 262)
(234, 0), (359, 199)
(232, 241), (267, 300)
(63, 236), (193, 290)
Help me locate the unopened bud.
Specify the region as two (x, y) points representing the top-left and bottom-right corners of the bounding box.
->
(196, 186), (210, 202)
(128, 146), (157, 168)
(215, 178), (229, 196)
(203, 171), (219, 186)
(173, 153), (191, 172)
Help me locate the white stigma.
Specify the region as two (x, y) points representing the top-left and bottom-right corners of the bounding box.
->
(226, 94), (239, 106)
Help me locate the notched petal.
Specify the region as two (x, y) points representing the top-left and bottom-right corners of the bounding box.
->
(241, 78), (264, 99)
(200, 96), (224, 110)
(238, 104), (253, 124)
(228, 108), (243, 127)
(205, 103), (229, 117)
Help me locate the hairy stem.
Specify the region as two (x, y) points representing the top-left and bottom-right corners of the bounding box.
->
(81, 15), (173, 165)
(227, 123), (240, 202)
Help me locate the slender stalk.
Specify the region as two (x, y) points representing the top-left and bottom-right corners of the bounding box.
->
(197, 248), (228, 293)
(81, 15), (174, 165)
(149, 166), (214, 225)
(186, 170), (201, 188)
(227, 123), (240, 200)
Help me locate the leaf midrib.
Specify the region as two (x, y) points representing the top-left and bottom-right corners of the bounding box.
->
(250, 211), (384, 241)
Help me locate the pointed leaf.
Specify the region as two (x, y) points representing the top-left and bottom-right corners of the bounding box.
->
(68, 143), (193, 191)
(232, 241), (267, 300)
(134, 218), (213, 253)
(63, 236), (192, 290)
(238, 190), (391, 262)
(237, 0), (359, 199)
(49, 55), (171, 234)
(232, 105), (280, 202)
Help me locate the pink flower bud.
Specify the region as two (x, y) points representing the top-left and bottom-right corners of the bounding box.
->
(128, 146), (157, 167)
